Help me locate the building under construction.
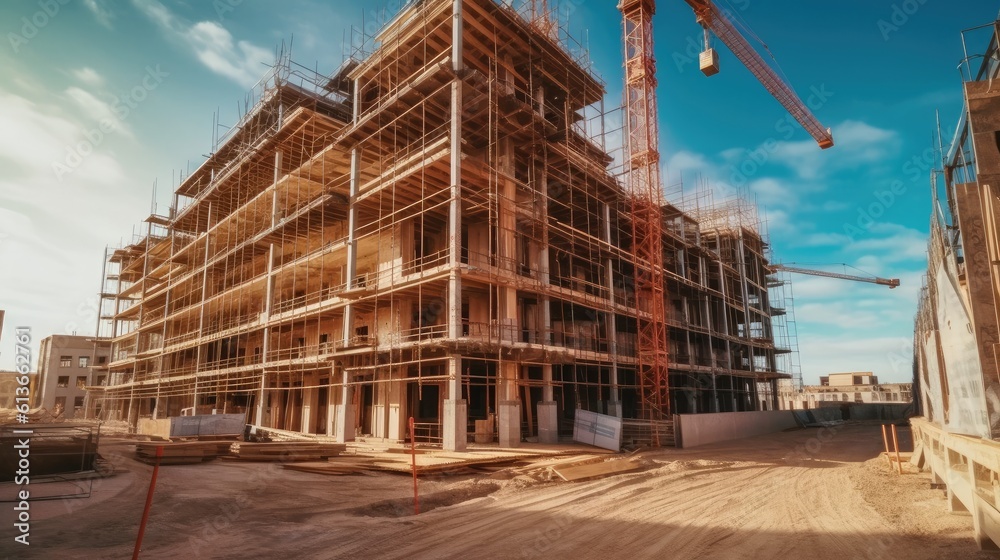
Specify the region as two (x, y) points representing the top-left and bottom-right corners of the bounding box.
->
(94, 0), (790, 450)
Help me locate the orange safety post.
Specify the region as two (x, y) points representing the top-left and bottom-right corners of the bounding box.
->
(880, 424), (893, 472)
(409, 416), (419, 515)
(891, 424), (903, 475)
(133, 445), (163, 559)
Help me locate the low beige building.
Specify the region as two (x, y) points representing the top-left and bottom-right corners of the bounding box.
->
(778, 372), (913, 410)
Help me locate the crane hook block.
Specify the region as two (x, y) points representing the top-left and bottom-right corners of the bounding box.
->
(700, 48), (720, 76)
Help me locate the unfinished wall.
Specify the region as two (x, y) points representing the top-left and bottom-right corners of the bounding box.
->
(676, 410), (797, 448)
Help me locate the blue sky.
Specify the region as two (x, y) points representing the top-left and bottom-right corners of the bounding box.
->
(0, 0), (996, 384)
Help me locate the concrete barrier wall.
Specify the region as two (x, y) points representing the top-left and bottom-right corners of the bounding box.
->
(137, 418), (171, 439)
(806, 403), (914, 423)
(171, 413), (245, 437)
(677, 410), (798, 448)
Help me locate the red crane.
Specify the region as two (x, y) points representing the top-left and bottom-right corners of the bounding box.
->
(683, 0), (835, 149)
(617, 0), (834, 444)
(619, 0), (672, 437)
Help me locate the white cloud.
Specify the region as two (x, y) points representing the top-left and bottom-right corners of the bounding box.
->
(769, 120), (900, 180)
(849, 223), (927, 263)
(748, 177), (798, 208)
(821, 200), (850, 212)
(797, 232), (852, 247)
(64, 87), (133, 138)
(132, 0), (272, 88)
(798, 335), (913, 384)
(83, 0), (115, 29)
(667, 150), (713, 179)
(72, 67), (105, 88)
(0, 90), (78, 174)
(761, 208), (794, 234)
(187, 22), (273, 87)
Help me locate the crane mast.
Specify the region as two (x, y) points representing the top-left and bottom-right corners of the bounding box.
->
(619, 0), (672, 431)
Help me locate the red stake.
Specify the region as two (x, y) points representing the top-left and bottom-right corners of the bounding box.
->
(410, 416), (419, 515)
(133, 445), (163, 559)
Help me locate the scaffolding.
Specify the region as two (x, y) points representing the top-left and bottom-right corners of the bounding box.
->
(93, 0), (790, 449)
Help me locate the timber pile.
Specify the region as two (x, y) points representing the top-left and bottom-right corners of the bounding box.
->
(551, 458), (643, 482)
(282, 450), (531, 477)
(283, 456), (379, 476)
(134, 441), (233, 465)
(232, 442), (346, 462)
(505, 454), (643, 482)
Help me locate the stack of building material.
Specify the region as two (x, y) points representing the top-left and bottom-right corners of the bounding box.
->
(231, 442), (346, 462)
(504, 453), (643, 482)
(506, 453), (606, 481)
(134, 441), (233, 465)
(282, 456), (379, 476)
(281, 450), (531, 477)
(550, 458), (643, 482)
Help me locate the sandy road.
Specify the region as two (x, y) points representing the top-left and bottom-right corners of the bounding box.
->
(1, 423), (991, 559)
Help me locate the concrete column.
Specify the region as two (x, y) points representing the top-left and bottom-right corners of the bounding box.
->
(603, 202), (621, 417)
(335, 368), (355, 442)
(343, 149), (361, 345)
(326, 369), (335, 436)
(536, 154), (556, 435)
(256, 150), (281, 426)
(702, 290), (719, 413)
(447, 0), (464, 340)
(373, 377), (387, 439)
(302, 383), (316, 434)
(443, 354), (467, 451)
(387, 369), (405, 442)
(539, 364), (558, 443)
(717, 259), (731, 411)
(499, 137), (518, 340)
(498, 400), (521, 447)
(736, 232), (754, 375)
(537, 401), (558, 444)
(538, 155), (552, 345)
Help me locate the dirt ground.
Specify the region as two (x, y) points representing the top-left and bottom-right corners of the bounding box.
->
(1, 423), (993, 559)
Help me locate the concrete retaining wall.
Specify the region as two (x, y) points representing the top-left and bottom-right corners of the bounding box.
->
(677, 410), (798, 448)
(802, 403), (914, 423)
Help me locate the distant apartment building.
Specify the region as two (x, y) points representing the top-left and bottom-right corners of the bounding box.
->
(36, 335), (110, 419)
(778, 372), (913, 411)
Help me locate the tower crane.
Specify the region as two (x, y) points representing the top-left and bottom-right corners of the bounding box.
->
(617, 0), (834, 444)
(769, 264), (901, 289)
(620, 0), (672, 441)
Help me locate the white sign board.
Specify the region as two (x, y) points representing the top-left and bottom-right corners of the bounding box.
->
(573, 409), (622, 451)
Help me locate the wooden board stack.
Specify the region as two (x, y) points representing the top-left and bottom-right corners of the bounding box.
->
(134, 441), (234, 465)
(231, 442), (347, 462)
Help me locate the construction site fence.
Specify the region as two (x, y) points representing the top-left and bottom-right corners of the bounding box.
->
(911, 417), (1000, 550)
